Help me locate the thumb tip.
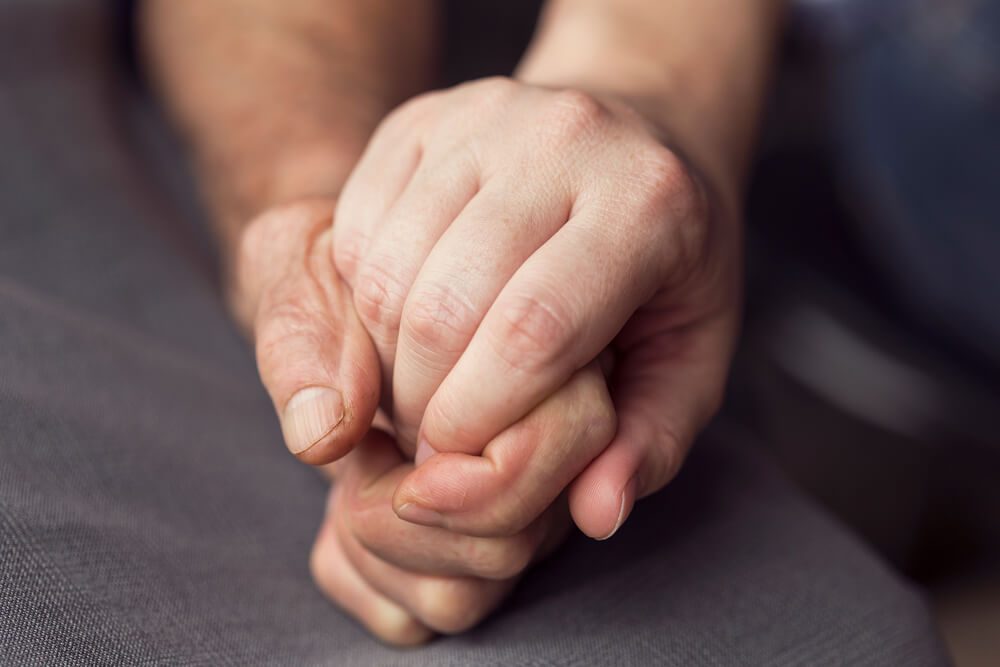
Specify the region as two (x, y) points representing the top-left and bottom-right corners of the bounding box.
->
(282, 386), (345, 455)
(571, 474), (638, 540)
(282, 384), (376, 465)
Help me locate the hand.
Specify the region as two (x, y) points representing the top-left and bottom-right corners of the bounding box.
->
(236, 196), (617, 643)
(235, 198), (381, 466)
(310, 362), (612, 645)
(332, 77), (741, 539)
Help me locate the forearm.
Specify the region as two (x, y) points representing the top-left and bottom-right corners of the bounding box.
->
(518, 0), (786, 205)
(141, 0), (437, 262)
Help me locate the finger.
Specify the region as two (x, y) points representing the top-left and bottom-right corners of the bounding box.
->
(311, 490), (433, 646)
(243, 201), (381, 465)
(569, 314), (735, 539)
(418, 187), (686, 458)
(335, 504), (515, 636)
(350, 154), (480, 417)
(388, 175), (572, 447)
(340, 430), (550, 580)
(394, 362), (615, 537)
(332, 97), (429, 285)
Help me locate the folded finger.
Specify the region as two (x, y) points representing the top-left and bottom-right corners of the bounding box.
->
(390, 173), (572, 447)
(332, 97), (429, 284)
(335, 497), (514, 636)
(395, 361), (614, 536)
(350, 154), (479, 417)
(570, 313), (735, 539)
(340, 430), (551, 580)
(417, 197), (673, 458)
(310, 489), (433, 646)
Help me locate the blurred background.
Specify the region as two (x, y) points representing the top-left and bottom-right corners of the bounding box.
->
(106, 0), (1000, 662)
(736, 1), (1000, 664)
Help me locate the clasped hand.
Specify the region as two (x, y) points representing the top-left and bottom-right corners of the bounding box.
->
(236, 78), (739, 644)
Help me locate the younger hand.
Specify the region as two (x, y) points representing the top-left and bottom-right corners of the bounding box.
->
(333, 77), (740, 539)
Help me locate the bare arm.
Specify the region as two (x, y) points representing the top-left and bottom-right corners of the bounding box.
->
(519, 0), (786, 206)
(140, 0), (438, 302)
(139, 0), (789, 645)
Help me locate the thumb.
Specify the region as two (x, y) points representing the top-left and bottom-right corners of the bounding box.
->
(240, 200), (381, 466)
(569, 321), (732, 539)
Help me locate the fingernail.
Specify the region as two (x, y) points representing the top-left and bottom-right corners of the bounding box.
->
(598, 476), (637, 541)
(396, 502), (445, 527)
(414, 438), (437, 466)
(281, 386), (344, 454)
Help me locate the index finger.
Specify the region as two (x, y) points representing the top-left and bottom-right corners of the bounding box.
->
(395, 361), (616, 537)
(416, 202), (669, 458)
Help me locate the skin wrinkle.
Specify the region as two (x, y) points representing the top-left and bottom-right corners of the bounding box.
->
(145, 0), (784, 644)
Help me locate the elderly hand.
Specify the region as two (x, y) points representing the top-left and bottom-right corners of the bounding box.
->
(235, 199), (381, 466)
(332, 77), (740, 540)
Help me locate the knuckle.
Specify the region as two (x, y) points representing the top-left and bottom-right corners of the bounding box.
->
(478, 444), (537, 536)
(309, 533), (431, 647)
(414, 580), (485, 634)
(380, 97), (419, 129)
(402, 283), (478, 356)
(255, 286), (315, 335)
(485, 501), (531, 539)
(254, 297), (318, 370)
(353, 260), (408, 341)
(237, 201), (333, 319)
(379, 90), (436, 133)
(340, 482), (370, 520)
(489, 293), (572, 373)
(575, 376), (618, 445)
(544, 89), (606, 143)
(237, 207), (297, 289)
(473, 76), (518, 106)
(627, 147), (711, 278)
(331, 231), (367, 281)
(633, 146), (704, 222)
(465, 535), (535, 579)
(585, 400), (618, 448)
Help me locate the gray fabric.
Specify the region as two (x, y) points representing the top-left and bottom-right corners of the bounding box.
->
(0, 1), (952, 664)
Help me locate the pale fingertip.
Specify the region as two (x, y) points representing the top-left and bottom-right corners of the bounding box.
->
(596, 475), (637, 541)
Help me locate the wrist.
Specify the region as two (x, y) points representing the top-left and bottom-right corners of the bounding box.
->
(517, 0), (784, 208)
(514, 73), (743, 218)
